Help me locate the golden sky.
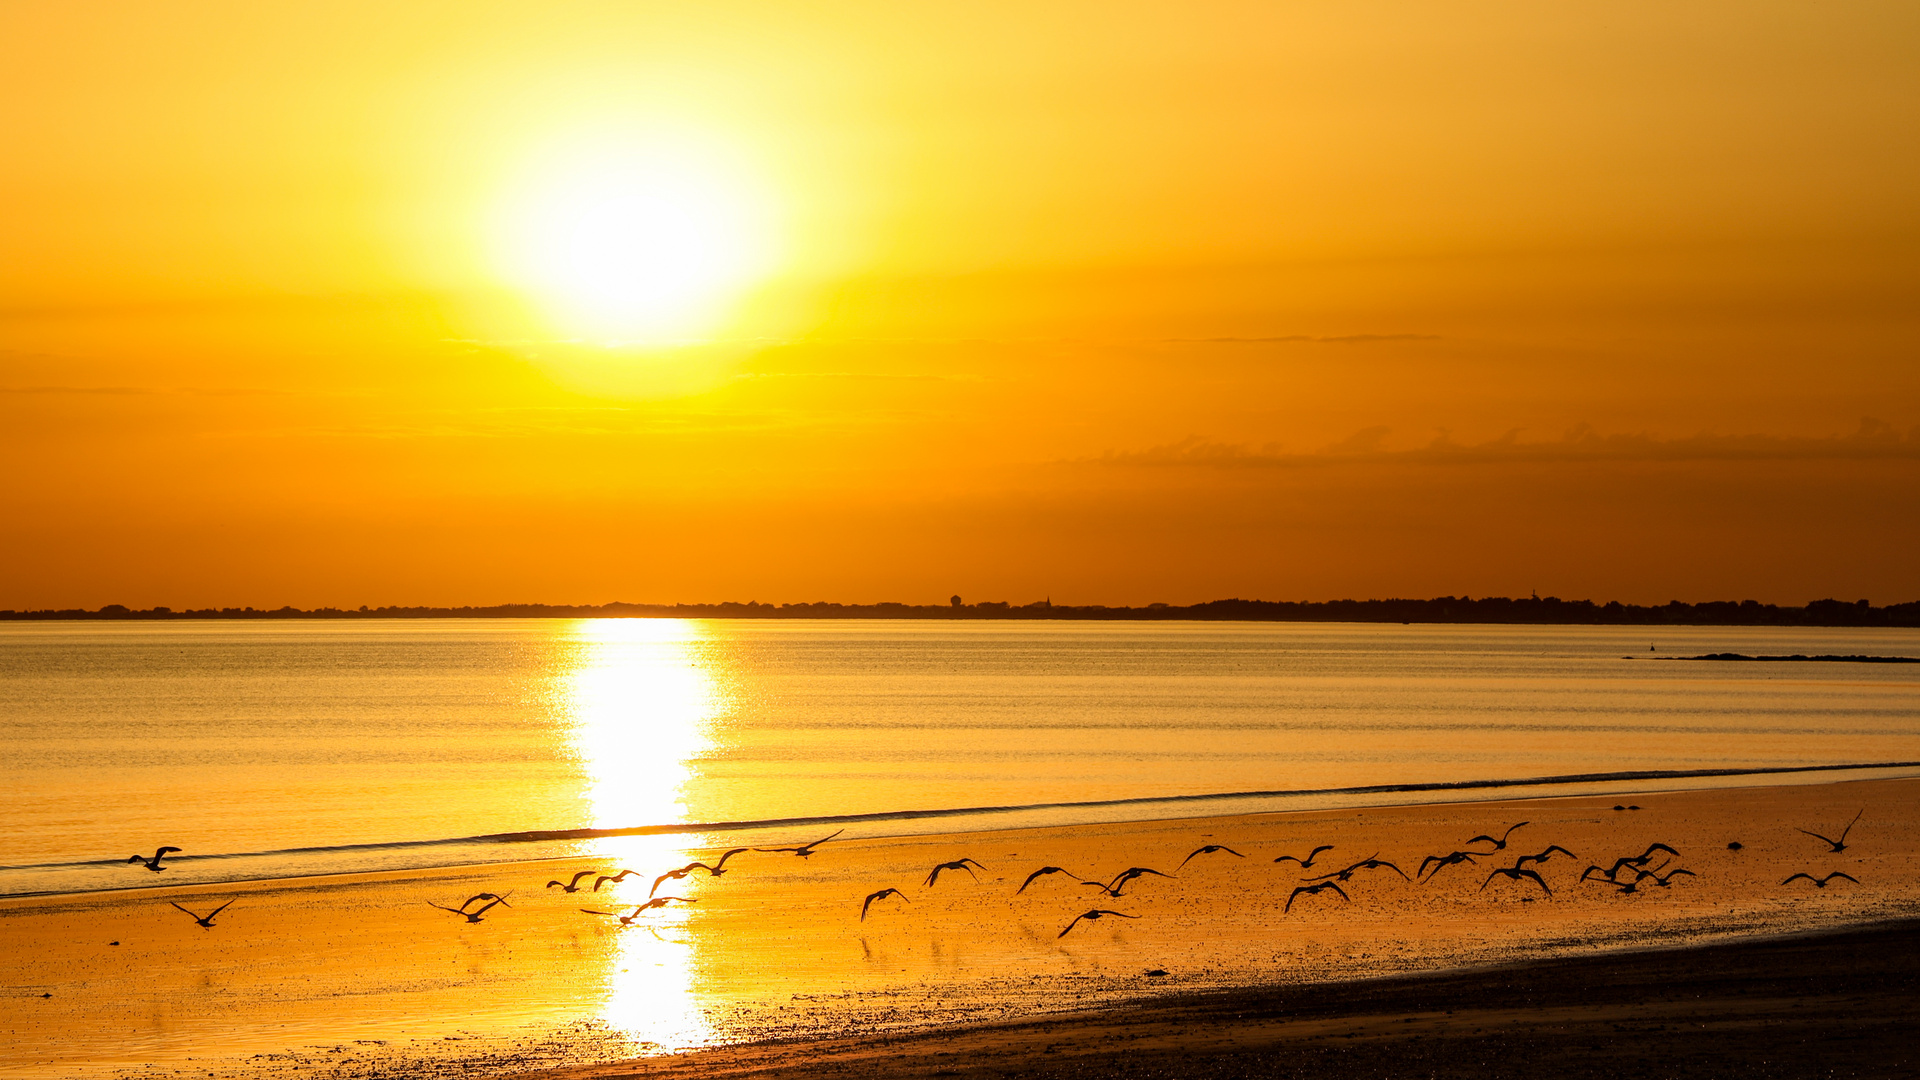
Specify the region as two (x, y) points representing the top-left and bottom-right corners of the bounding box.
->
(4, 1), (1918, 609)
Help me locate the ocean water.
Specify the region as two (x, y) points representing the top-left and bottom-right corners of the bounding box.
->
(2, 618), (1917, 896)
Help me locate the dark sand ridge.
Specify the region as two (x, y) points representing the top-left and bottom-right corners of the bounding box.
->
(2, 777), (1915, 1079)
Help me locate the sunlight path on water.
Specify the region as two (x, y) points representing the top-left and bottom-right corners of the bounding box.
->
(553, 619), (723, 1050)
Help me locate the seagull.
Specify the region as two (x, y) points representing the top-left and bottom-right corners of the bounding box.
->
(1177, 844), (1245, 869)
(652, 862), (718, 897)
(592, 869), (640, 892)
(924, 859), (987, 888)
(1057, 909), (1139, 938)
(580, 897), (697, 926)
(1087, 867), (1175, 897)
(755, 829), (845, 858)
(169, 899), (234, 928)
(1309, 854), (1409, 883)
(1512, 845), (1579, 869)
(707, 848), (753, 875)
(1783, 871), (1858, 889)
(1016, 866), (1093, 895)
(1797, 810), (1864, 853)
(1417, 851), (1479, 881)
(1596, 844), (1681, 879)
(1481, 866), (1552, 896)
(860, 888), (910, 921)
(1465, 822), (1530, 852)
(127, 846), (181, 872)
(1285, 881), (1350, 913)
(546, 871), (598, 893)
(458, 891), (512, 911)
(1647, 868), (1696, 888)
(1579, 868), (1640, 895)
(1271, 845), (1334, 868)
(429, 896), (508, 923)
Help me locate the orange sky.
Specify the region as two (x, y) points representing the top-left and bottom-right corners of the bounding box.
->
(4, 1), (1918, 609)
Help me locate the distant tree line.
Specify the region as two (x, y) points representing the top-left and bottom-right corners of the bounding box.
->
(3, 595), (1918, 627)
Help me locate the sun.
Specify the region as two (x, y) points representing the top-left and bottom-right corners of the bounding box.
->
(495, 136), (776, 341)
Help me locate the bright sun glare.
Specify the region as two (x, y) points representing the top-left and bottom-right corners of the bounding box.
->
(497, 137), (775, 341)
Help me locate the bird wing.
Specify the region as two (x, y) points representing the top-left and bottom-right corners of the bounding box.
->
(1830, 872), (1859, 884)
(158, 846), (182, 856)
(580, 908), (620, 917)
(1308, 845), (1333, 859)
(547, 881), (564, 889)
(1017, 868), (1052, 894)
(1794, 828), (1839, 846)
(1273, 855), (1303, 866)
(713, 848), (750, 871)
(650, 872), (675, 897)
(1547, 846), (1577, 859)
(1178, 848), (1205, 869)
(1464, 834), (1497, 847)
(1503, 822), (1530, 840)
(860, 892), (879, 920)
(1418, 855), (1443, 877)
(1838, 809), (1863, 842)
(960, 862), (980, 880)
(1520, 869), (1550, 895)
(1327, 882), (1349, 902)
(1781, 873), (1814, 885)
(1376, 860), (1410, 880)
(1058, 912), (1091, 938)
(592, 876), (616, 891)
(570, 871), (595, 886)
(1140, 867), (1173, 879)
(924, 865), (943, 888)
(472, 897), (503, 916)
(207, 899), (236, 917)
(807, 829), (846, 848)
(1284, 885), (1313, 913)
(169, 901), (203, 919)
(426, 902), (461, 913)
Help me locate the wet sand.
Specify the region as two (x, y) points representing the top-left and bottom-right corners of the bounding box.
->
(3, 777), (1916, 1078)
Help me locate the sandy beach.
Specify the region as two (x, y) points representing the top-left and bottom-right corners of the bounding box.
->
(4, 776), (1917, 1079)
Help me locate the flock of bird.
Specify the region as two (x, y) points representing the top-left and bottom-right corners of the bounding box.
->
(126, 810), (1870, 936)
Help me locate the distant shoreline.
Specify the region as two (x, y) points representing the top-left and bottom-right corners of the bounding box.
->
(4, 594), (1919, 627)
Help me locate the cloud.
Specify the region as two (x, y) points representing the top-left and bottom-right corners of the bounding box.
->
(1096, 418), (1920, 470)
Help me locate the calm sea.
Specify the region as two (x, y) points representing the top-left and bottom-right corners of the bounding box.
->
(3, 619), (1917, 896)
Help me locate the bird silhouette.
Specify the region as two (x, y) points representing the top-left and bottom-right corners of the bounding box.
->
(1647, 868), (1696, 888)
(1464, 822), (1529, 852)
(1594, 844), (1681, 880)
(860, 888), (910, 921)
(1797, 810), (1864, 853)
(1579, 867), (1640, 894)
(1309, 854), (1409, 883)
(429, 896), (508, 923)
(1016, 866), (1093, 894)
(755, 829), (845, 858)
(707, 848), (752, 875)
(1177, 844), (1245, 869)
(1511, 845), (1579, 869)
(169, 899), (234, 928)
(546, 871), (598, 893)
(924, 859), (987, 888)
(1782, 871), (1858, 889)
(127, 846), (181, 872)
(1057, 909), (1139, 938)
(652, 862), (717, 897)
(1481, 866), (1552, 896)
(580, 897), (697, 926)
(1087, 867), (1175, 897)
(1285, 881), (1350, 913)
(1417, 851), (1478, 881)
(1271, 845), (1334, 868)
(458, 891), (512, 911)
(592, 869), (640, 892)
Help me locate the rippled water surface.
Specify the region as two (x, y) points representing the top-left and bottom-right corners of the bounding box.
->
(3, 619), (1917, 893)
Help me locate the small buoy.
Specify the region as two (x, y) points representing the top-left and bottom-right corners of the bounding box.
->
(1145, 969), (1168, 977)
(1628, 805), (1641, 811)
(1613, 805), (1626, 811)
(108, 941), (119, 946)
(41, 992), (52, 998)
(1727, 842), (1743, 851)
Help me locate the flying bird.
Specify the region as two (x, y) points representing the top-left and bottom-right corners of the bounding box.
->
(652, 862), (718, 897)
(1057, 909), (1139, 938)
(1512, 846), (1579, 869)
(547, 871), (598, 893)
(1464, 822), (1530, 852)
(924, 859), (987, 888)
(1797, 810), (1864, 853)
(707, 848), (752, 875)
(429, 896), (508, 923)
(592, 869), (640, 892)
(169, 899), (234, 928)
(1310, 854), (1409, 883)
(458, 891), (512, 911)
(1579, 868), (1640, 895)
(755, 829), (845, 858)
(860, 888), (909, 921)
(580, 897), (698, 926)
(1271, 845), (1334, 868)
(1481, 866), (1552, 896)
(1016, 866), (1092, 895)
(1647, 868), (1696, 888)
(1782, 871), (1858, 889)
(1285, 881), (1350, 913)
(1417, 851), (1478, 881)
(127, 846), (181, 872)
(1088, 867), (1175, 897)
(1177, 844), (1245, 869)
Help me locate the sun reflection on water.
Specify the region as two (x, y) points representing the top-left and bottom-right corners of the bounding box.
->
(557, 619), (724, 1051)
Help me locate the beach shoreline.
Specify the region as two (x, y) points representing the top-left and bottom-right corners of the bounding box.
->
(4, 776), (1916, 1079)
